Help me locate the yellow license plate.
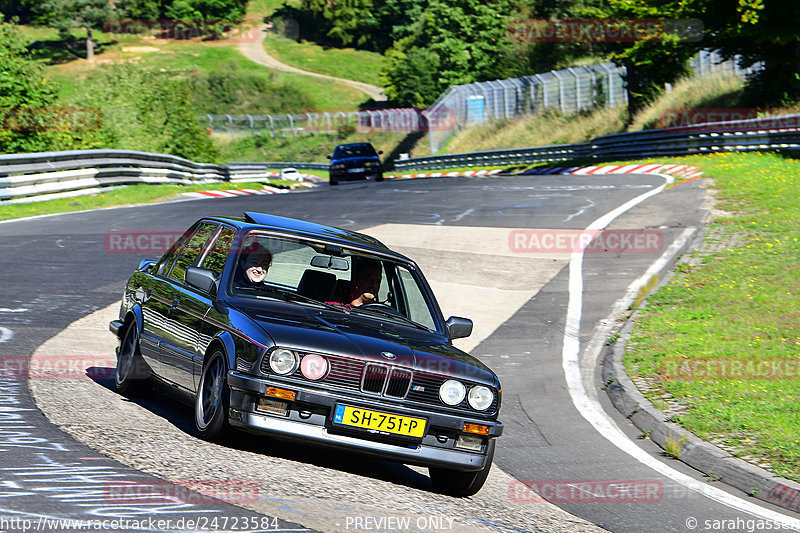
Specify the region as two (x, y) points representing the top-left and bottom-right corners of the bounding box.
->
(333, 405), (426, 438)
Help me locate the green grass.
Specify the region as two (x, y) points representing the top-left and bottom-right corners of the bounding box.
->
(621, 151), (800, 481)
(262, 35), (384, 87)
(441, 106), (629, 155)
(0, 181), (295, 222)
(45, 40), (367, 112)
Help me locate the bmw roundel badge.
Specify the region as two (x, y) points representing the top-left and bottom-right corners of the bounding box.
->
(381, 351), (397, 360)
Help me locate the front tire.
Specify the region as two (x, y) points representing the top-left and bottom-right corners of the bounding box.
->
(115, 321), (148, 396)
(330, 177), (339, 186)
(195, 350), (230, 441)
(429, 439), (495, 497)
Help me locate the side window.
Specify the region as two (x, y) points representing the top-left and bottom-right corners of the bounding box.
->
(169, 223), (218, 284)
(396, 266), (436, 331)
(157, 227), (194, 276)
(201, 227), (236, 278)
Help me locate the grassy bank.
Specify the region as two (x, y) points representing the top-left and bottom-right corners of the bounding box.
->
(262, 35), (384, 87)
(621, 152), (800, 481)
(215, 131), (410, 162)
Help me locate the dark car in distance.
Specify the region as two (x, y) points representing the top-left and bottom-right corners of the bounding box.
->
(110, 212), (503, 496)
(327, 142), (383, 185)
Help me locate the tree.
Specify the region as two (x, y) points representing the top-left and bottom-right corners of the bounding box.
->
(380, 0), (514, 106)
(690, 0), (800, 104)
(37, 0), (126, 61)
(0, 17), (60, 153)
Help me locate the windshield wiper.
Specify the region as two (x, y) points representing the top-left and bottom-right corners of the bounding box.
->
(350, 305), (429, 331)
(236, 285), (345, 312)
(263, 286), (346, 312)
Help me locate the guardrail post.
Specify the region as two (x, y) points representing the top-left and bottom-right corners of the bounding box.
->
(267, 115), (275, 137)
(246, 114), (254, 133)
(567, 67), (581, 111)
(287, 114), (295, 136)
(551, 70), (566, 113)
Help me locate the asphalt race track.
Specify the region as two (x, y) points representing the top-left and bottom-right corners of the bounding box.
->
(1, 174), (799, 533)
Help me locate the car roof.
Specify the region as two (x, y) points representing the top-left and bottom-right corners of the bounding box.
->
(206, 212), (410, 261)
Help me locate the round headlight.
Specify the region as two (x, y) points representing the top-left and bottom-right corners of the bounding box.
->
(269, 349), (298, 375)
(468, 385), (494, 411)
(300, 354), (328, 380)
(439, 379), (466, 406)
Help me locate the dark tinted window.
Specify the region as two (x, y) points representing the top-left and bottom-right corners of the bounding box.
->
(333, 144), (377, 158)
(169, 222), (218, 283)
(200, 226), (236, 278)
(157, 227), (194, 276)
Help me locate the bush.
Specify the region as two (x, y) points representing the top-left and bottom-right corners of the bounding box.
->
(189, 62), (315, 115)
(76, 64), (219, 161)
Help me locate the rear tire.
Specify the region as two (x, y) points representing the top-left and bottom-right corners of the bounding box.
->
(195, 350), (231, 441)
(115, 321), (148, 396)
(330, 177), (339, 186)
(375, 173), (384, 182)
(429, 439), (495, 497)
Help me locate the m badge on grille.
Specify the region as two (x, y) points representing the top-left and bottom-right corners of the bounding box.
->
(381, 351), (397, 360)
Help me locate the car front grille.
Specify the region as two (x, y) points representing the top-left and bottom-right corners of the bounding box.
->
(261, 352), (497, 414)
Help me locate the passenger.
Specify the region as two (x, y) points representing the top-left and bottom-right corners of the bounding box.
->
(346, 257), (382, 306)
(234, 242), (272, 287)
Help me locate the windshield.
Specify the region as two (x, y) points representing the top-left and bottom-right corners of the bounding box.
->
(333, 144), (377, 159)
(229, 232), (440, 332)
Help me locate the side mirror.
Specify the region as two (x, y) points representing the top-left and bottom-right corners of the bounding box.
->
(378, 150), (384, 155)
(137, 259), (157, 273)
(185, 266), (218, 295)
(326, 155), (332, 160)
(446, 316), (473, 340)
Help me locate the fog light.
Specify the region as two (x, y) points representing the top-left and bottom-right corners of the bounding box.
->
(265, 386), (296, 401)
(455, 435), (483, 451)
(300, 354), (328, 380)
(256, 398), (288, 416)
(463, 422), (490, 436)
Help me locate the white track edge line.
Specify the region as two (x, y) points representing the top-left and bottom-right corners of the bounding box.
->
(561, 174), (800, 528)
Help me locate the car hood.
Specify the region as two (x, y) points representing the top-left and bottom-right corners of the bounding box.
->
(230, 300), (496, 385)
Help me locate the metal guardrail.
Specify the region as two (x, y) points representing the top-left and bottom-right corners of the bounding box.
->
(3, 114), (799, 202)
(0, 150), (325, 203)
(395, 113), (800, 171)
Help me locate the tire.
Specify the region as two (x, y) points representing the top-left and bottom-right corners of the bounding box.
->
(115, 321), (148, 396)
(429, 439), (495, 497)
(375, 175), (384, 182)
(330, 177), (339, 186)
(195, 350), (231, 441)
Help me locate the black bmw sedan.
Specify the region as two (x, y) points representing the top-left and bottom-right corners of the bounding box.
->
(110, 212), (502, 496)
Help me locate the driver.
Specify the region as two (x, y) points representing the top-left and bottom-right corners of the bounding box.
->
(234, 241), (272, 287)
(346, 257), (382, 306)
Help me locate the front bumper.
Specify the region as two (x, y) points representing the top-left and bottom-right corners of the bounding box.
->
(228, 371), (502, 471)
